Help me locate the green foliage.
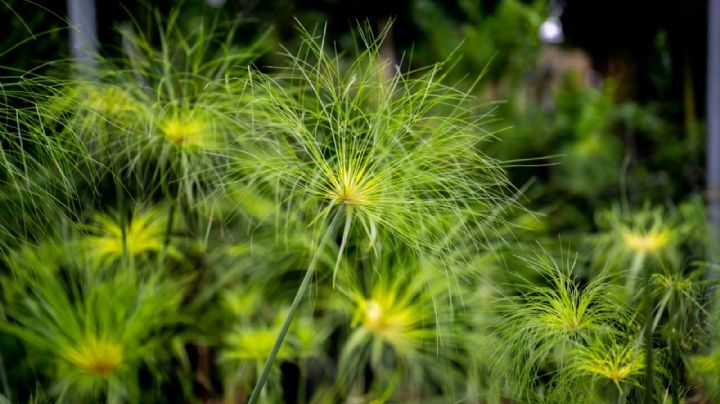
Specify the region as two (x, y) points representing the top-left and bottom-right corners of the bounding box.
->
(412, 0), (546, 84)
(234, 23), (513, 274)
(0, 2), (713, 403)
(328, 254), (473, 399)
(494, 252), (640, 402)
(1, 240), (189, 402)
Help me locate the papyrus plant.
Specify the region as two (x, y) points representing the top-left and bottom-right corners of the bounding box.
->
(328, 253), (475, 400)
(493, 251), (650, 402)
(231, 23), (513, 401)
(0, 237), (189, 402)
(45, 11), (265, 212)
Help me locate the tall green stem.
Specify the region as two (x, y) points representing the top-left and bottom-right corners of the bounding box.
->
(116, 175), (129, 268)
(160, 200), (176, 264)
(641, 254), (654, 403)
(614, 383), (625, 404)
(626, 252), (654, 401)
(248, 206), (345, 404)
(626, 253), (646, 294)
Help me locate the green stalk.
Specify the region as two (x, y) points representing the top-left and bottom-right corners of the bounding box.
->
(160, 200), (176, 264)
(642, 256), (654, 404)
(651, 290), (680, 401)
(614, 383), (625, 404)
(626, 252), (654, 401)
(248, 206), (345, 404)
(626, 252), (646, 294)
(103, 113), (129, 269)
(116, 175), (129, 268)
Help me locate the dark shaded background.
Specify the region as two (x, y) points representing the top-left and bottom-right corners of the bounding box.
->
(1, 1), (708, 111)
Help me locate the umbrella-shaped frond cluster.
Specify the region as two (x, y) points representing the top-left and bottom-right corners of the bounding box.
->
(233, 25), (513, 269)
(0, 241), (188, 402)
(324, 254), (478, 399)
(493, 252), (647, 402)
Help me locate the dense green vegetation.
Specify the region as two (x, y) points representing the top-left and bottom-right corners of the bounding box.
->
(0, 1), (716, 403)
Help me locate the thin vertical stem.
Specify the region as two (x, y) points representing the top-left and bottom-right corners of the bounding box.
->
(332, 206), (353, 287)
(643, 260), (654, 404)
(116, 176), (129, 268)
(614, 383), (625, 404)
(626, 252), (646, 294)
(248, 206), (345, 404)
(161, 201), (176, 264)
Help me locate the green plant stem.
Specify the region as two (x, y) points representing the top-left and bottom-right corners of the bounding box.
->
(116, 175), (129, 268)
(614, 383), (625, 404)
(332, 206), (353, 287)
(626, 252), (646, 294)
(642, 256), (654, 404)
(651, 290), (680, 401)
(161, 200), (176, 264)
(248, 206), (345, 404)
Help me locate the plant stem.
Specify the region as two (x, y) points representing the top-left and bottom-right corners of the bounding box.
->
(626, 252), (646, 295)
(614, 384), (624, 404)
(643, 256), (654, 404)
(332, 206), (353, 287)
(248, 206), (345, 404)
(116, 175), (129, 268)
(161, 200), (176, 264)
